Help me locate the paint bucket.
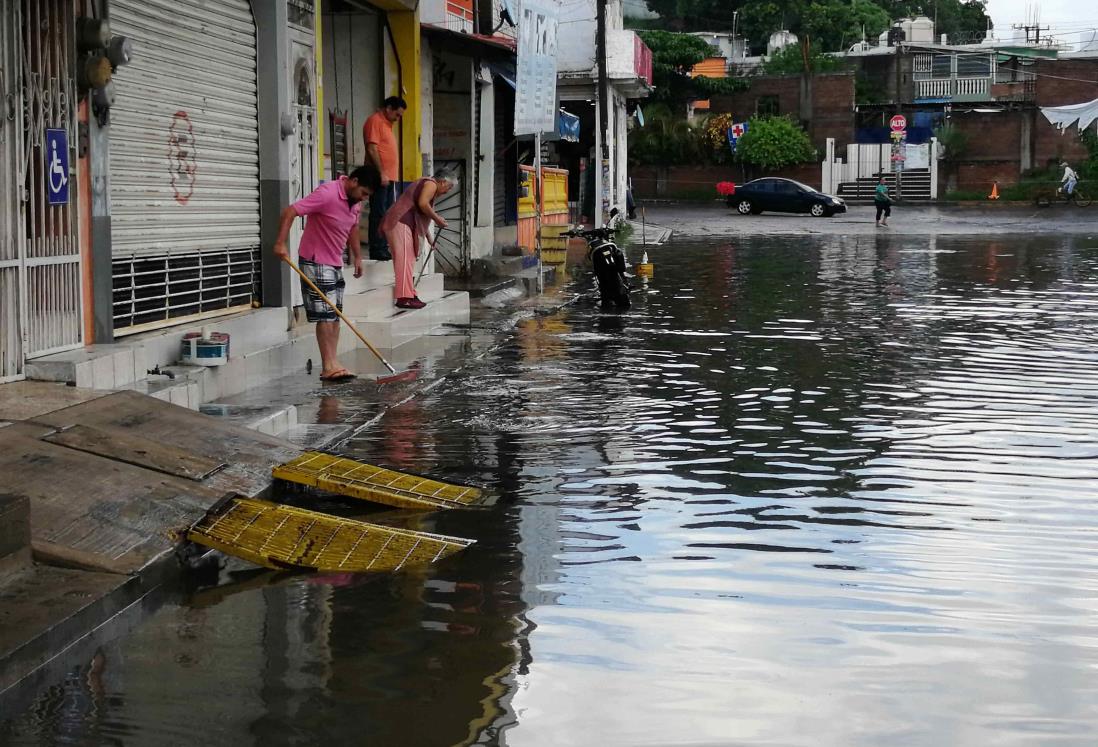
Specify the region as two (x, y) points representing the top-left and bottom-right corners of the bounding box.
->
(181, 328), (230, 366)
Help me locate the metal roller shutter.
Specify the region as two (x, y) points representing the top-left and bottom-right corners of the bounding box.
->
(109, 0), (261, 332)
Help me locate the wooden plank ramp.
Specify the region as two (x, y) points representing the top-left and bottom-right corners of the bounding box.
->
(273, 451), (487, 510)
(187, 497), (473, 573)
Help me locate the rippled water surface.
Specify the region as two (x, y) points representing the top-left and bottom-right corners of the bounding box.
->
(7, 233), (1098, 746)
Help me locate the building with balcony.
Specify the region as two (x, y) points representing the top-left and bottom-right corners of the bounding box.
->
(842, 24), (1095, 193)
(555, 0), (653, 222)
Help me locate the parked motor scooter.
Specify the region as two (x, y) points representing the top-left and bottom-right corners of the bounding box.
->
(562, 208), (631, 309)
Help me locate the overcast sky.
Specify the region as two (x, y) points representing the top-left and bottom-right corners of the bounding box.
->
(969, 0), (1095, 49)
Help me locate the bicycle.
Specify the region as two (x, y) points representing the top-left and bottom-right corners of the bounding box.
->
(1034, 185), (1092, 208)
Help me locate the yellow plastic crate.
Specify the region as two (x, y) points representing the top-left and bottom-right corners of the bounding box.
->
(187, 497), (473, 572)
(273, 451), (486, 510)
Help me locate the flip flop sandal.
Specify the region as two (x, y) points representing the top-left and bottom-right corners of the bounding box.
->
(319, 370), (357, 382)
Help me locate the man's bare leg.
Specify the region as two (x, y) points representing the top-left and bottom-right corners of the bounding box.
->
(316, 321), (345, 376)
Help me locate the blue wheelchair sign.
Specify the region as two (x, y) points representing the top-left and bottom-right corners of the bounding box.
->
(45, 129), (69, 205)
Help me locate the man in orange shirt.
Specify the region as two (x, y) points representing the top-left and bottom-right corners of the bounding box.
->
(363, 96), (406, 260)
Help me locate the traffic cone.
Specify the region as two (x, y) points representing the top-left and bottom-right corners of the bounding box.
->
(988, 182), (1000, 200)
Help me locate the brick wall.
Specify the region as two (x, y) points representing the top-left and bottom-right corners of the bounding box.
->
(708, 73), (855, 150)
(1032, 59), (1097, 170)
(632, 163), (822, 200)
(941, 58), (1098, 192)
(1035, 59), (1098, 106)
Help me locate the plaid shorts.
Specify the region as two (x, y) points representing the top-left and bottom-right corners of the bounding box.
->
(299, 259), (344, 323)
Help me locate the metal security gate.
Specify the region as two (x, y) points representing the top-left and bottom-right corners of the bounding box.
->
(433, 159), (468, 277)
(109, 0), (261, 333)
(0, 0), (82, 382)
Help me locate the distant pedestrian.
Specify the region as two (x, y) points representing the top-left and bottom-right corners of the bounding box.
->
(874, 176), (892, 227)
(363, 96), (407, 261)
(273, 164), (381, 381)
(380, 168), (454, 309)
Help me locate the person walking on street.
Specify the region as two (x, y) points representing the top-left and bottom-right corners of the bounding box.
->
(363, 97), (407, 261)
(380, 169), (454, 309)
(273, 164), (382, 381)
(874, 175), (892, 227)
(1060, 161), (1079, 197)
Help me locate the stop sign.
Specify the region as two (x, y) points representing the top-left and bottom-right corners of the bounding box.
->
(890, 114), (907, 132)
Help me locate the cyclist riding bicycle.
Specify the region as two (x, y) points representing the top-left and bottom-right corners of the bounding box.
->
(1060, 161), (1078, 196)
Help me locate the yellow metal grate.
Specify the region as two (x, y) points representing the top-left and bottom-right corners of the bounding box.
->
(273, 451), (486, 510)
(187, 497), (473, 573)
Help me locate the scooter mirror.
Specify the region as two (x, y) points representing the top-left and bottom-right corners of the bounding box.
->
(609, 208), (620, 218)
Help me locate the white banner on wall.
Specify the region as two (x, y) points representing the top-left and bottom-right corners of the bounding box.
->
(904, 143), (930, 170)
(514, 0), (559, 135)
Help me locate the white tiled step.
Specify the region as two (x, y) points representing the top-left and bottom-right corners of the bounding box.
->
(350, 291), (470, 350)
(200, 402), (299, 436)
(342, 273), (446, 318)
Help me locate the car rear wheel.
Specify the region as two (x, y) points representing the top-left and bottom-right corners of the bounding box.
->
(810, 203), (827, 217)
(736, 199), (753, 215)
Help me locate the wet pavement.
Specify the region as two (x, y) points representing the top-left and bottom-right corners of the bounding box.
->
(5, 219), (1098, 746)
(647, 201), (1098, 238)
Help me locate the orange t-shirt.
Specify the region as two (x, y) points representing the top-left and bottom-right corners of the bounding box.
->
(363, 111), (399, 183)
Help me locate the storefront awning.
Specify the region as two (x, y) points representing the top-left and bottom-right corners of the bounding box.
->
(490, 61), (516, 89)
(421, 25), (517, 61)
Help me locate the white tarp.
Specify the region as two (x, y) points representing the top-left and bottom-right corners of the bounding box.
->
(514, 0), (559, 135)
(1041, 98), (1098, 133)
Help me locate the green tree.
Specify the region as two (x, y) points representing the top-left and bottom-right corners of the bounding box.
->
(740, 0), (890, 60)
(736, 116), (816, 170)
(639, 0), (990, 52)
(640, 0), (737, 32)
(761, 43), (845, 74)
(638, 30), (749, 107)
(894, 0), (991, 43)
(628, 103), (708, 166)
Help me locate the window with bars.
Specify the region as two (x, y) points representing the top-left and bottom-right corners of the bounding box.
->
(112, 249), (260, 332)
(756, 95), (779, 116)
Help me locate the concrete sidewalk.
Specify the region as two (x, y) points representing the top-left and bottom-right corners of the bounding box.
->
(0, 383), (300, 697)
(0, 278), (577, 707)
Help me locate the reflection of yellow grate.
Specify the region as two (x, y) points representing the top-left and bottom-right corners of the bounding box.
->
(273, 451), (486, 510)
(187, 497), (473, 572)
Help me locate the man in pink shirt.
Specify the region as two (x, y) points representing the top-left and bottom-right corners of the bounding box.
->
(273, 164), (381, 381)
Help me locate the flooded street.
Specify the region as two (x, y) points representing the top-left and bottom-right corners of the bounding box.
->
(7, 225), (1098, 745)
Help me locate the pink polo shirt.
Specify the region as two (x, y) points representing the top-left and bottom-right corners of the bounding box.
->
(292, 176), (364, 267)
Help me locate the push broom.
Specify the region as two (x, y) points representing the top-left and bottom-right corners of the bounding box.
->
(282, 256), (416, 384)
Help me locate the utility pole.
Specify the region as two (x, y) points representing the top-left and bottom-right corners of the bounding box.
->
(1012, 23), (1050, 45)
(596, 0), (609, 224)
(894, 39), (903, 200)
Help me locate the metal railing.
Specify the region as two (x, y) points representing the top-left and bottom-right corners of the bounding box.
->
(442, 0), (473, 32)
(915, 76), (990, 100)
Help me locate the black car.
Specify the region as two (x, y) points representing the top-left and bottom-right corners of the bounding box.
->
(728, 178), (846, 217)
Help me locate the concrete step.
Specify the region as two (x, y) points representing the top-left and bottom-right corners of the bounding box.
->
(342, 273), (445, 319)
(25, 307), (292, 391)
(199, 402), (299, 437)
(0, 564), (136, 696)
(0, 495), (30, 579)
(343, 255), (438, 295)
(351, 290), (471, 349)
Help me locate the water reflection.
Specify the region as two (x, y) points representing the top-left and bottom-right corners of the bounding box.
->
(5, 232), (1098, 745)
